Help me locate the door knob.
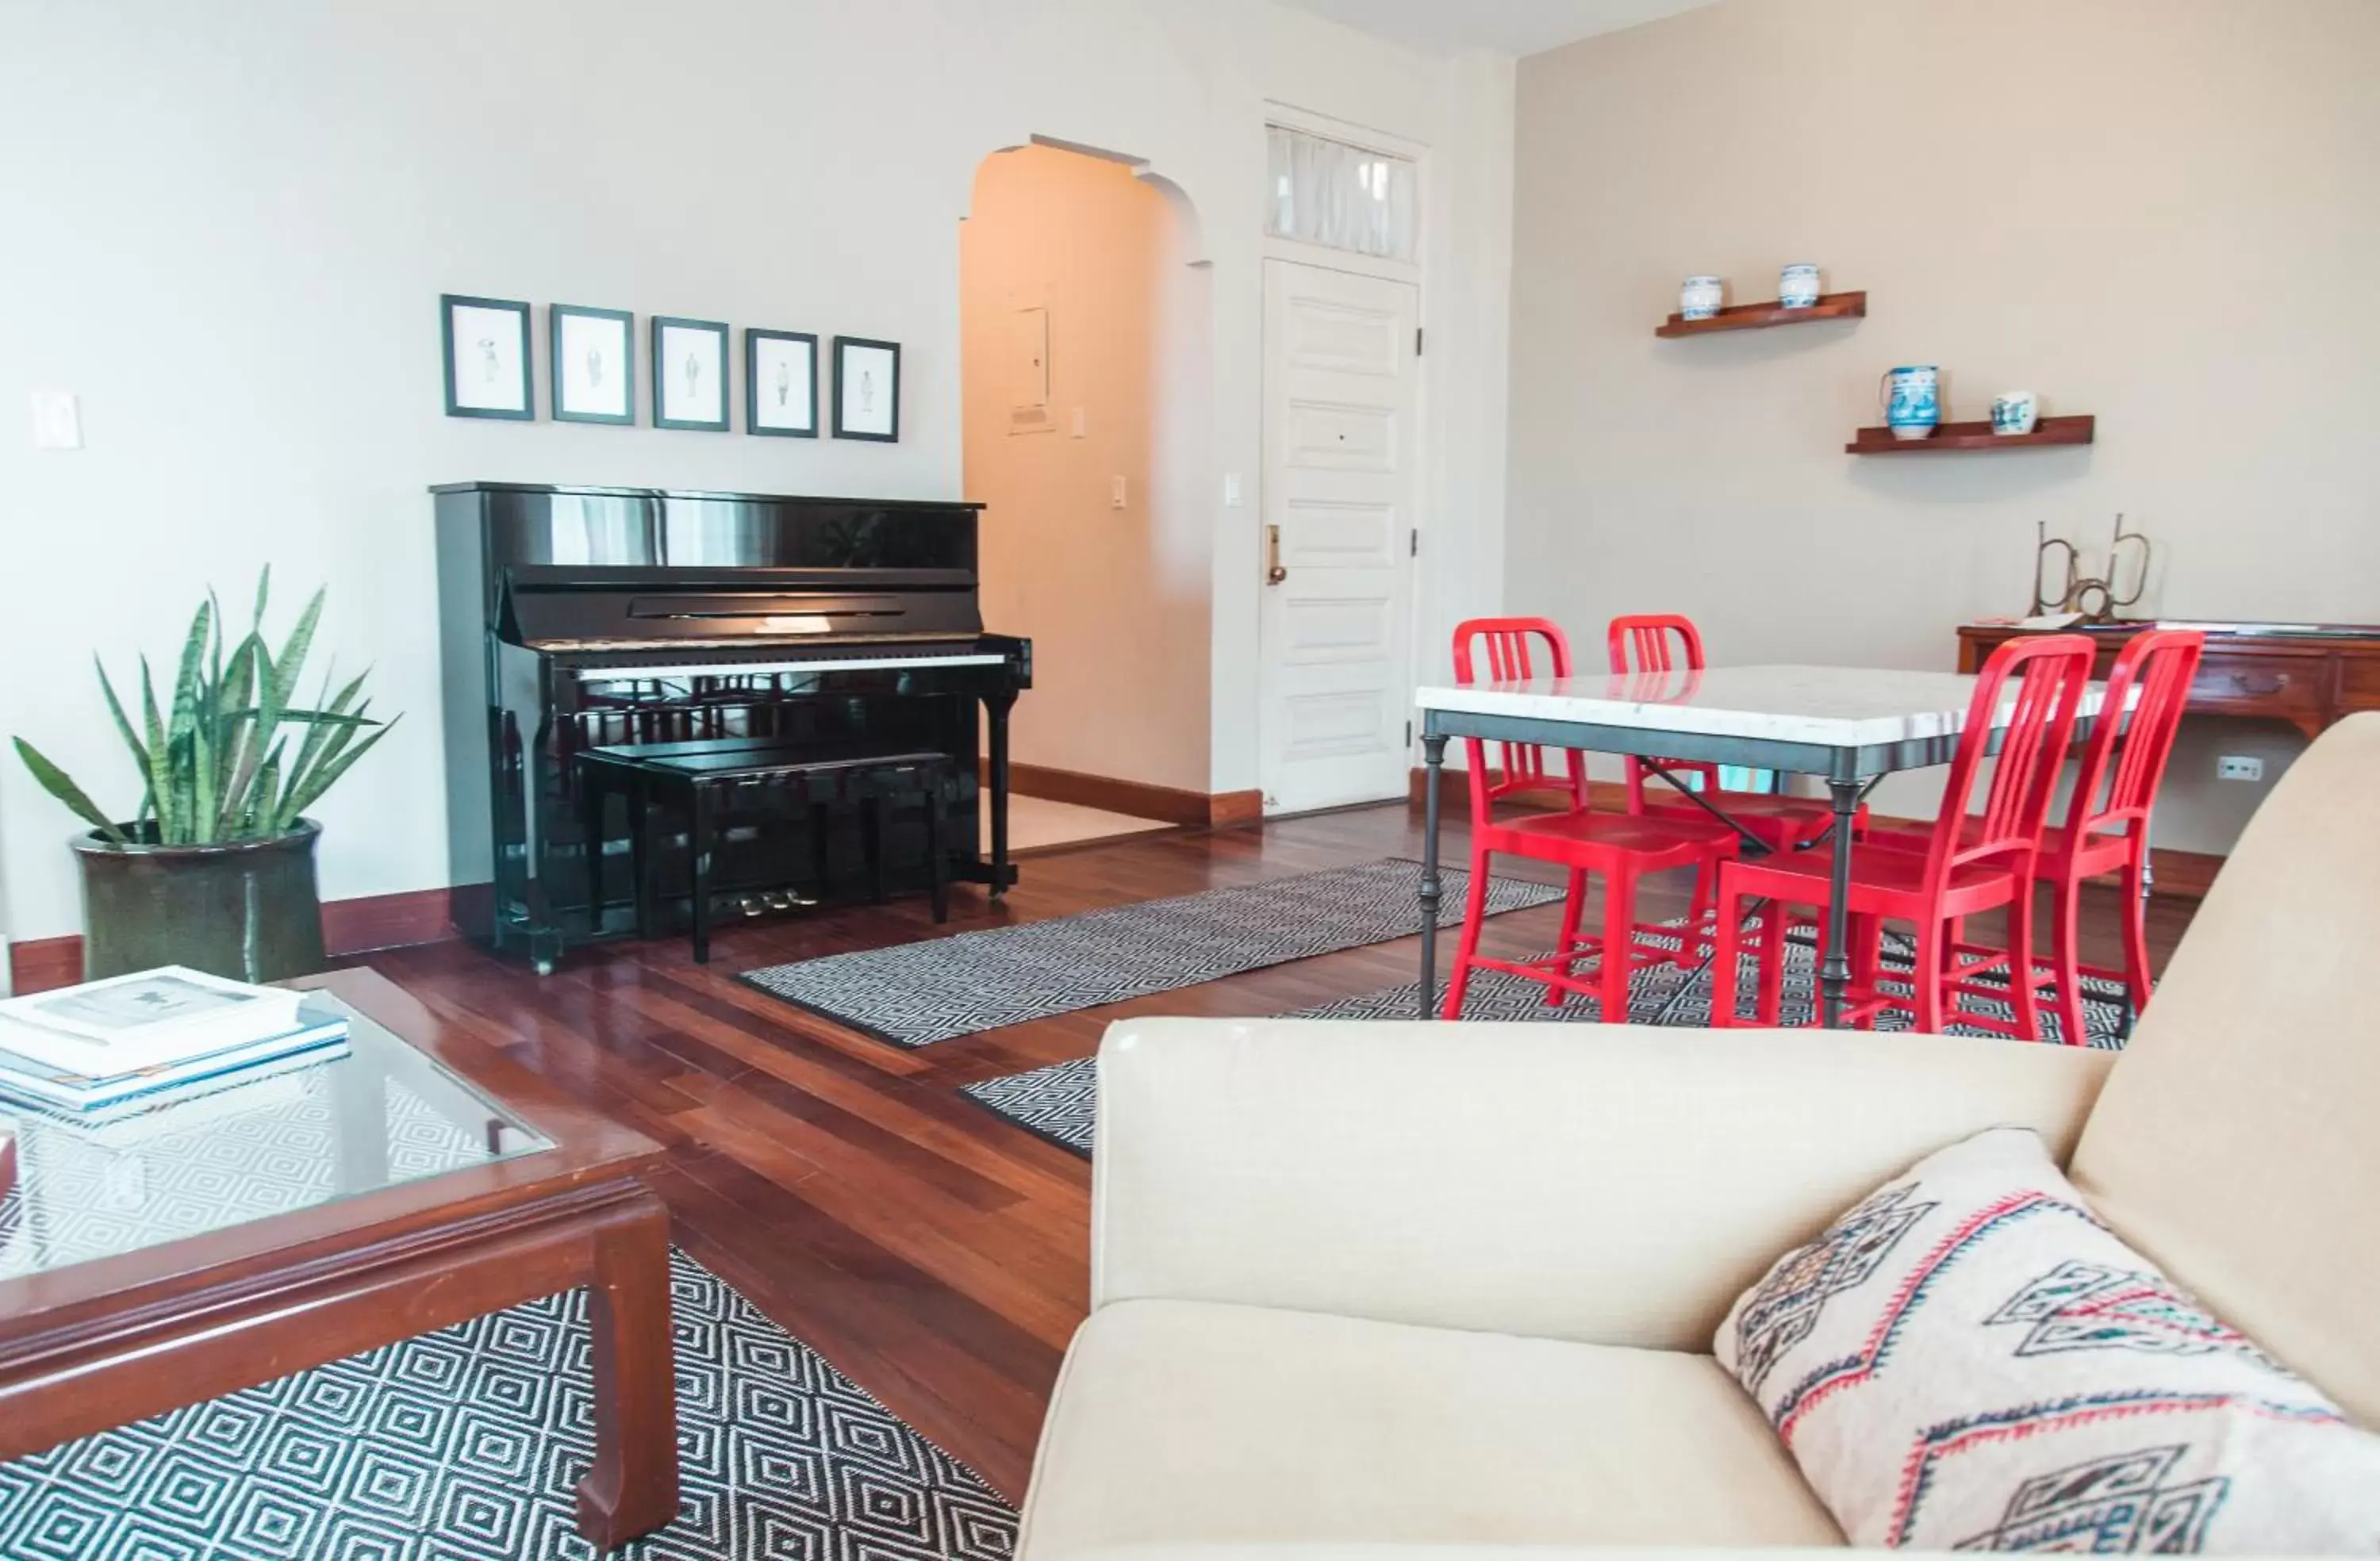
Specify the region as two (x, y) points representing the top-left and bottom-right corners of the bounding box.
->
(1266, 524), (1288, 585)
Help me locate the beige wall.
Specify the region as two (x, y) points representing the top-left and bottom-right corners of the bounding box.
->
(1506, 0), (2380, 850)
(961, 145), (1211, 792)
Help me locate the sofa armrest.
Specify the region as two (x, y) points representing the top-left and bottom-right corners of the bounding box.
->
(1092, 1018), (2112, 1351)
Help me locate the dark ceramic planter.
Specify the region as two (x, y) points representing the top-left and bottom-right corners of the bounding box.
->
(71, 819), (327, 983)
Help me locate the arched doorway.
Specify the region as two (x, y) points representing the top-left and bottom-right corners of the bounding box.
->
(958, 139), (1214, 848)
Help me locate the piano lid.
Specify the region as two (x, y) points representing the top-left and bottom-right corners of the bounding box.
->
(505, 575), (986, 646)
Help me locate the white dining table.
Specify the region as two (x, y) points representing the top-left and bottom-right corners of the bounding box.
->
(1412, 665), (2129, 1028)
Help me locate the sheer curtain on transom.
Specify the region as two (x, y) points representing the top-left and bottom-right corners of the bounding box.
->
(1265, 125), (1417, 263)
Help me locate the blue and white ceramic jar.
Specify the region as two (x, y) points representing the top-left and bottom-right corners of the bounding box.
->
(1680, 275), (1724, 320)
(1881, 365), (1940, 439)
(1779, 263), (1821, 309)
(1990, 390), (2039, 435)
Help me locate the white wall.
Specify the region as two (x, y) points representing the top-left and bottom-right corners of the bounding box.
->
(1507, 0), (2380, 843)
(0, 0), (1514, 940)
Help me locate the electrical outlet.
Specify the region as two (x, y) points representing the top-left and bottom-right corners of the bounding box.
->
(2217, 754), (2263, 782)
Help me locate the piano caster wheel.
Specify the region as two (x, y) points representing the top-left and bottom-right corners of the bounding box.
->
(533, 958), (556, 977)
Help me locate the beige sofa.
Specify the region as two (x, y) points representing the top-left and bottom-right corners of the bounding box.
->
(1014, 714), (2380, 1557)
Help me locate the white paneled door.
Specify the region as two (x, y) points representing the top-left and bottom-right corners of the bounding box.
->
(1257, 259), (1421, 814)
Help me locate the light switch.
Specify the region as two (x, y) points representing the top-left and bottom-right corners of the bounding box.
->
(1070, 406), (1087, 439)
(31, 390), (82, 451)
(1109, 475), (1128, 510)
(1223, 473), (1243, 507)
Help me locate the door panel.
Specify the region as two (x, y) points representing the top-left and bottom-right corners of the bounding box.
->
(1281, 499), (1398, 567)
(1258, 260), (1419, 813)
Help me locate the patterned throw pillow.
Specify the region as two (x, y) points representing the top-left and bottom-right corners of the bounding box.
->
(1715, 1126), (2380, 1551)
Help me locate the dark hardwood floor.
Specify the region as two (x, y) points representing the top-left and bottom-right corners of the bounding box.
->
(359, 801), (2201, 1502)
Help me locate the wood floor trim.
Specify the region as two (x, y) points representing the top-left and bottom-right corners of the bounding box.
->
(9, 885), (460, 995)
(986, 757), (1261, 830)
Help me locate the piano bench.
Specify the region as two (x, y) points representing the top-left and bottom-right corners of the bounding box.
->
(576, 742), (954, 963)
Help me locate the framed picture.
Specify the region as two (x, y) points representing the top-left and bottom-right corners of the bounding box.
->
(651, 316), (730, 431)
(550, 305), (634, 424)
(832, 336), (901, 442)
(745, 328), (818, 438)
(440, 294), (532, 420)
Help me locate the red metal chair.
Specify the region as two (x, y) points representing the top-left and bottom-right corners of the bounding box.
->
(1444, 617), (1739, 1021)
(1864, 629), (2205, 1044)
(1710, 635), (2096, 1037)
(1606, 614), (1864, 851)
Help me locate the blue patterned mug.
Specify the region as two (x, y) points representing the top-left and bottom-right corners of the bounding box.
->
(1780, 263), (1821, 309)
(1990, 390), (2039, 435)
(1680, 275), (1724, 320)
(1880, 365), (1940, 439)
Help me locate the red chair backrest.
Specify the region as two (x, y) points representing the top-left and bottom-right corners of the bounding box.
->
(1607, 615), (1705, 676)
(1451, 616), (1584, 822)
(1607, 614), (1719, 806)
(1922, 635), (2096, 889)
(2065, 629), (2205, 843)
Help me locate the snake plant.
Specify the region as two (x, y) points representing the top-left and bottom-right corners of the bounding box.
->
(13, 570), (397, 847)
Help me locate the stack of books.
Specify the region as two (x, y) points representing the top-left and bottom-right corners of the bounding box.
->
(0, 968), (349, 1118)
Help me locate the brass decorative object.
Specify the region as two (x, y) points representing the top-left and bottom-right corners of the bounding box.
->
(2032, 513), (2152, 623)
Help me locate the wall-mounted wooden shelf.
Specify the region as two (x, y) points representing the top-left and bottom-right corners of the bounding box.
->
(1847, 414), (2094, 454)
(1655, 290), (1866, 338)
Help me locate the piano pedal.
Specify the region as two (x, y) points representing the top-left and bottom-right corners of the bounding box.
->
(738, 896), (768, 918)
(764, 891), (795, 912)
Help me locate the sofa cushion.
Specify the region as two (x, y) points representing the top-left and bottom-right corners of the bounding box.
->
(1017, 1297), (1840, 1559)
(2069, 714), (2380, 1429)
(1715, 1126), (2380, 1551)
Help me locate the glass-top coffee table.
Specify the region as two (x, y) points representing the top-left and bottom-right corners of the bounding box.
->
(0, 967), (674, 1549)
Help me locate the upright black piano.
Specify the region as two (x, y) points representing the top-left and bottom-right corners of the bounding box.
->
(434, 481), (1031, 972)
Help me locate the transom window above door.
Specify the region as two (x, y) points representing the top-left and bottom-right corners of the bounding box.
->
(1265, 125), (1418, 263)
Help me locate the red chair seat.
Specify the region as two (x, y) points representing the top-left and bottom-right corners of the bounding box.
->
(1862, 817), (2139, 884)
(1639, 789), (1857, 849)
(1722, 841), (2032, 919)
(1487, 807), (1737, 865)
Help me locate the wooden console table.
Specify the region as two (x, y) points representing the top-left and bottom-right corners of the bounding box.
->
(1957, 621), (2380, 741)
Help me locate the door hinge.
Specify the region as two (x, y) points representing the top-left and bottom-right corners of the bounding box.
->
(1409, 528), (1418, 558)
(1405, 720), (1414, 747)
(1415, 327), (1424, 357)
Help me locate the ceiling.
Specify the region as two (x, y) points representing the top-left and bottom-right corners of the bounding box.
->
(1276, 0), (1716, 56)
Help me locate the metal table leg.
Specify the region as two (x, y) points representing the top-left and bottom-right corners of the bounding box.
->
(1418, 731), (1447, 1020)
(1820, 774), (1861, 1027)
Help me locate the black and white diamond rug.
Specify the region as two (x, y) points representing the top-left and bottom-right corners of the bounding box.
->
(0, 1251), (1015, 1561)
(961, 927), (2132, 1158)
(741, 859), (1565, 1049)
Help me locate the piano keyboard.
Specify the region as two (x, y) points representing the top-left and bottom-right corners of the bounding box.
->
(582, 652), (1009, 681)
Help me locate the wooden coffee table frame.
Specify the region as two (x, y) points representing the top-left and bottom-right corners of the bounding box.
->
(0, 968), (677, 1550)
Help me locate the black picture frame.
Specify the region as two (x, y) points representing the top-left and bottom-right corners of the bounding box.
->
(744, 328), (819, 439)
(650, 315), (731, 431)
(831, 336), (901, 443)
(549, 305), (635, 424)
(440, 293), (532, 420)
